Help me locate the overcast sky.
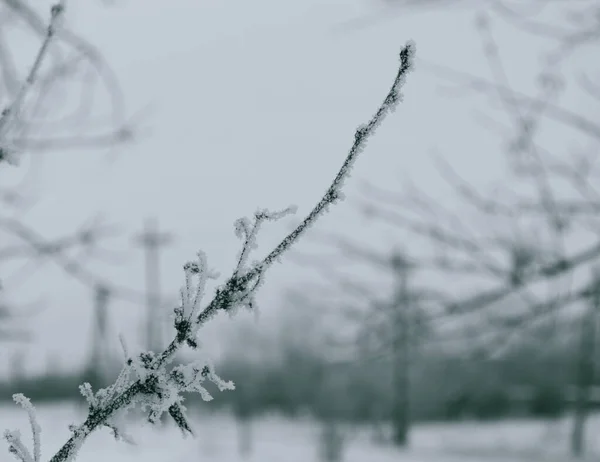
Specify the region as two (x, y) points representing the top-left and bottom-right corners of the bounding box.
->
(0, 0), (595, 376)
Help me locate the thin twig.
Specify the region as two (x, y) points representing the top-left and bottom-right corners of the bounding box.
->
(34, 41), (416, 462)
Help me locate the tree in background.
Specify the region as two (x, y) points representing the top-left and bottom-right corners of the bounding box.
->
(290, 243), (447, 446)
(345, 0), (600, 457)
(0, 0), (142, 354)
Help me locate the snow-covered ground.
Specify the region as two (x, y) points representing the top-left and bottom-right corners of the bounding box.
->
(1, 402), (599, 462)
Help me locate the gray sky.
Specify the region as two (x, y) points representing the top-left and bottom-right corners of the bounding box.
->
(0, 0), (594, 376)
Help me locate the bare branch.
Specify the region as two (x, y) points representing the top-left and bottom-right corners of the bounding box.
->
(418, 57), (600, 142)
(0, 1), (66, 165)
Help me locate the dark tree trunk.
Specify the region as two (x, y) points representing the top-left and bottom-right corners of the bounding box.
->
(571, 275), (599, 458)
(391, 317), (410, 447)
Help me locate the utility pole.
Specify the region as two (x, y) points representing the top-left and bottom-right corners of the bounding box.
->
(85, 284), (111, 386)
(390, 252), (413, 447)
(133, 217), (173, 353)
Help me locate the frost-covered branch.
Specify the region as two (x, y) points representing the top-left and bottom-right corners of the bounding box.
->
(3, 26), (416, 462)
(0, 1), (66, 166)
(4, 394), (42, 462)
(258, 43), (415, 272)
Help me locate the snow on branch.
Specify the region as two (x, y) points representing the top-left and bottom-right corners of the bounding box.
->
(2, 6), (416, 459)
(4, 394), (42, 462)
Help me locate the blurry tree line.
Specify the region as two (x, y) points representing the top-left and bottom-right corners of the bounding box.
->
(318, 0), (600, 458)
(1, 297), (596, 422)
(210, 321), (596, 425)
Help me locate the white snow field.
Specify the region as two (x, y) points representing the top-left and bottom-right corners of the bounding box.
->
(2, 403), (600, 462)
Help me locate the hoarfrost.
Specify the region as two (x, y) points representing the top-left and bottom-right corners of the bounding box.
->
(4, 394), (42, 462)
(4, 38), (416, 462)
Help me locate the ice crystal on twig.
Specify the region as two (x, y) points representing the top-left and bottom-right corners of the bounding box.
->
(5, 38), (415, 462)
(4, 394), (42, 462)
